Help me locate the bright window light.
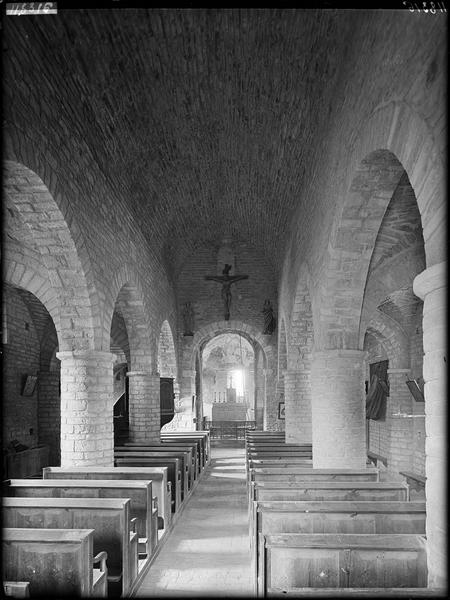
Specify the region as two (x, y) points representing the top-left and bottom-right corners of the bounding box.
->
(231, 369), (244, 396)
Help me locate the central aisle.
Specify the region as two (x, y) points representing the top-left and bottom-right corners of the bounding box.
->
(136, 442), (253, 597)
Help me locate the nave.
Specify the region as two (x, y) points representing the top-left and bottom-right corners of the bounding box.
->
(2, 7), (446, 597)
(137, 442), (252, 597)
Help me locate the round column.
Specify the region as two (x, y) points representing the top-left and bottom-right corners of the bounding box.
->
(413, 261), (447, 588)
(311, 349), (366, 468)
(127, 371), (161, 444)
(57, 350), (115, 467)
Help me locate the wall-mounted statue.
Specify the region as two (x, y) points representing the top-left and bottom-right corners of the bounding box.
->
(262, 299), (276, 335)
(182, 301), (195, 336)
(205, 264), (249, 321)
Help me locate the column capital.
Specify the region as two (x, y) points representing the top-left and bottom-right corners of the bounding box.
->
(56, 350), (116, 365)
(413, 261), (447, 300)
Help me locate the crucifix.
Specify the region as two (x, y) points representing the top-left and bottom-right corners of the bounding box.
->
(205, 264), (249, 321)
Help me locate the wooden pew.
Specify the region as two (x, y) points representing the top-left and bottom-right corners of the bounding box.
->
(42, 465), (171, 538)
(259, 533), (427, 596)
(112, 457), (183, 510)
(116, 446), (193, 494)
(120, 443), (196, 487)
(161, 438), (202, 475)
(267, 587), (446, 597)
(400, 470), (426, 493)
(249, 467), (379, 484)
(252, 501), (427, 595)
(3, 582), (30, 598)
(3, 528), (108, 598)
(3, 497), (138, 597)
(250, 480), (409, 503)
(5, 477), (159, 551)
(161, 431), (210, 467)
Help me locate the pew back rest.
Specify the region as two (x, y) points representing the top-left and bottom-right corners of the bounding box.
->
(250, 468), (379, 481)
(262, 533), (427, 594)
(6, 478), (153, 539)
(2, 497), (132, 583)
(42, 466), (171, 521)
(256, 501), (426, 535)
(252, 481), (409, 502)
(3, 528), (97, 597)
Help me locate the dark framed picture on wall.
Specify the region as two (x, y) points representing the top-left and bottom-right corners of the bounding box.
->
(22, 375), (38, 397)
(278, 401), (285, 420)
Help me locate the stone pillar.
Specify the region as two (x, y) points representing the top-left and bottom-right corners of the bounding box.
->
(254, 366), (265, 429)
(263, 368), (276, 430)
(387, 368), (413, 477)
(311, 349), (366, 469)
(284, 368), (312, 444)
(127, 371), (161, 444)
(57, 350), (115, 467)
(273, 376), (286, 433)
(413, 261), (447, 589)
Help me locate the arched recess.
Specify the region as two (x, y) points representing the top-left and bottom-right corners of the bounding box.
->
(182, 320), (276, 431)
(158, 320), (177, 378)
(318, 150), (407, 350)
(108, 266), (153, 372)
(3, 282), (61, 466)
(158, 320), (180, 432)
(108, 272), (157, 443)
(286, 270), (315, 443)
(317, 101), (444, 350)
(4, 160), (99, 351)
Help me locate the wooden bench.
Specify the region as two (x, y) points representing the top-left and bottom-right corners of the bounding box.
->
(400, 471), (426, 492)
(5, 477), (159, 552)
(3, 582), (30, 598)
(367, 451), (388, 468)
(120, 444), (196, 488)
(43, 465), (170, 535)
(161, 432), (210, 467)
(112, 457), (183, 510)
(252, 501), (426, 595)
(249, 481), (410, 513)
(3, 528), (108, 597)
(249, 467), (379, 483)
(267, 587), (446, 597)
(3, 497), (138, 596)
(116, 447), (192, 496)
(260, 533), (427, 596)
(161, 438), (203, 475)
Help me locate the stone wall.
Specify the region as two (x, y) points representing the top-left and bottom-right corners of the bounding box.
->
(2, 285), (41, 448)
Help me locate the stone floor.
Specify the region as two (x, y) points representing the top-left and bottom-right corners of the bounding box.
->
(136, 441), (253, 597)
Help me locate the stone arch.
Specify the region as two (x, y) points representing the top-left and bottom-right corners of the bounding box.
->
(4, 160), (98, 351)
(191, 320), (274, 370)
(188, 320), (277, 430)
(158, 320), (177, 378)
(364, 311), (409, 370)
(317, 101), (444, 351)
(108, 265), (153, 372)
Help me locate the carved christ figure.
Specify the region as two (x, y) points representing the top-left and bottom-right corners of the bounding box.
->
(205, 264), (249, 321)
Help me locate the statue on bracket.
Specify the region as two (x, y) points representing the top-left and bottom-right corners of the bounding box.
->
(182, 301), (195, 336)
(262, 299), (276, 335)
(205, 264), (249, 321)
